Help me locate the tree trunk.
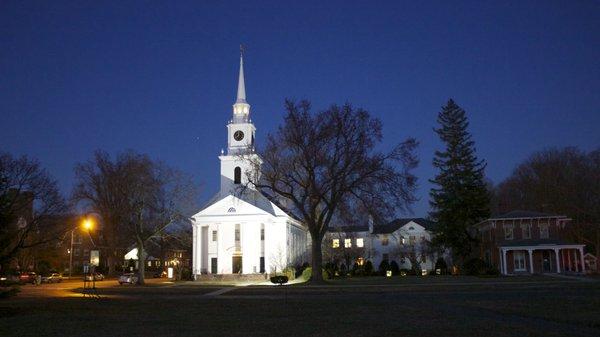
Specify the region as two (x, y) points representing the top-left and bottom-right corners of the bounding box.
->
(311, 237), (325, 283)
(137, 238), (145, 285)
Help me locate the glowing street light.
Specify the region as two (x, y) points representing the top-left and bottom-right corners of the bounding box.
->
(82, 218), (94, 231)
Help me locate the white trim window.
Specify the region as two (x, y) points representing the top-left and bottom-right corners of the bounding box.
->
(521, 223), (531, 239)
(539, 224), (549, 239)
(332, 239), (340, 248)
(356, 238), (364, 248)
(504, 224), (514, 240)
(344, 239), (352, 248)
(514, 251), (526, 272)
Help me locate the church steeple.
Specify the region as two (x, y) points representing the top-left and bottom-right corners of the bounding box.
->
(232, 46), (250, 120)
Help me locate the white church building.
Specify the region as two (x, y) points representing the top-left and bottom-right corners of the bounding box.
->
(191, 53), (308, 277)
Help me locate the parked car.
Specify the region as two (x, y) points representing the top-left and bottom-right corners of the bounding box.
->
(84, 272), (104, 281)
(19, 272), (37, 284)
(153, 271), (167, 278)
(41, 273), (63, 283)
(118, 273), (138, 285)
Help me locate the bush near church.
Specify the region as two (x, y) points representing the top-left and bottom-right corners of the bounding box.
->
(378, 260), (391, 276)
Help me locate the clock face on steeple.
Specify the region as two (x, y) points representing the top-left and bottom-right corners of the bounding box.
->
(234, 130), (244, 141)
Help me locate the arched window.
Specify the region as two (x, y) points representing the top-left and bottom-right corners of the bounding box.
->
(234, 167), (241, 184)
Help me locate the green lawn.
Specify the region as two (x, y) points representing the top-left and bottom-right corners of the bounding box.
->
(1, 276), (599, 337)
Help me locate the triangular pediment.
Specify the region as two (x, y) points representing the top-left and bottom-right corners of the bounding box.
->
(193, 190), (288, 219)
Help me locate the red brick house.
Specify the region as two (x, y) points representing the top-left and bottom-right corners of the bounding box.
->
(475, 211), (585, 275)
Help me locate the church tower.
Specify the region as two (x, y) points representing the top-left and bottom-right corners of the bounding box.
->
(219, 51), (261, 195)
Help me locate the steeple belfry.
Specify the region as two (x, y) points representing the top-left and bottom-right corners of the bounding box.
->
(233, 47), (250, 120)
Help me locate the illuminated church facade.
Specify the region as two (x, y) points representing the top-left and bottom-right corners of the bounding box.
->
(191, 53), (308, 277)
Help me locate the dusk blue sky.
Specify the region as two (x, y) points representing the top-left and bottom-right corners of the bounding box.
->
(2, 1), (599, 217)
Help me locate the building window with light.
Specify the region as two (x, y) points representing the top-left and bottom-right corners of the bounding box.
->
(504, 224), (514, 240)
(539, 224), (549, 239)
(332, 239), (340, 248)
(356, 238), (364, 248)
(344, 239), (352, 248)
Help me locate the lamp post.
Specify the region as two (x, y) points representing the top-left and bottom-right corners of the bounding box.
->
(68, 217), (95, 279)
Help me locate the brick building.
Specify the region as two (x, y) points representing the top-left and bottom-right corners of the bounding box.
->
(475, 210), (585, 275)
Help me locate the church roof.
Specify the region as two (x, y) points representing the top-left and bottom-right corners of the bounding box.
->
(196, 188), (290, 219)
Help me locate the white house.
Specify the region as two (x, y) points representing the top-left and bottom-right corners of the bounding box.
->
(191, 52), (308, 277)
(326, 218), (446, 273)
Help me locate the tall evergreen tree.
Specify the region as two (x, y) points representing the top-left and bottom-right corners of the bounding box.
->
(429, 99), (490, 263)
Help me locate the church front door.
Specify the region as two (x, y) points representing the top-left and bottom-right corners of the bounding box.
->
(232, 256), (242, 274)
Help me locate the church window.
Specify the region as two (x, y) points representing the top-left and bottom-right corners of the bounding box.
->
(261, 228), (264, 241)
(228, 207), (236, 213)
(234, 167), (241, 184)
(212, 231), (217, 242)
(235, 225), (240, 241)
(332, 239), (340, 248)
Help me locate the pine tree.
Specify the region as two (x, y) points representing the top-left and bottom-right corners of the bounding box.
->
(429, 99), (490, 263)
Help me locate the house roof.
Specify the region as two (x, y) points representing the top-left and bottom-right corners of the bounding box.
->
(498, 239), (583, 247)
(373, 218), (436, 234)
(490, 210), (564, 220)
(328, 218), (436, 234)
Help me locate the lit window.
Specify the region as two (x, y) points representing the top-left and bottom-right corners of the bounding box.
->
(504, 225), (514, 240)
(401, 237), (407, 245)
(514, 251), (526, 271)
(381, 235), (389, 246)
(212, 230), (217, 241)
(344, 239), (352, 248)
(357, 257), (364, 266)
(332, 239), (340, 248)
(540, 224), (549, 239)
(356, 238), (364, 248)
(147, 261), (151, 267)
(521, 224), (531, 239)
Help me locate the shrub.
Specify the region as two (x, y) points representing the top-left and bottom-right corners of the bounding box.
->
(435, 257), (448, 274)
(299, 267), (329, 281)
(378, 260), (390, 275)
(324, 262), (337, 279)
(339, 263), (348, 277)
(463, 258), (487, 276)
(390, 260), (400, 275)
(282, 267), (296, 280)
(270, 275), (289, 285)
(364, 260), (374, 275)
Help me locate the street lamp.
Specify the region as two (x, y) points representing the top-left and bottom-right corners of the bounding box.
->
(68, 217), (95, 279)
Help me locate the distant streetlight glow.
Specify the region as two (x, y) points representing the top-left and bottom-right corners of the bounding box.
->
(82, 218), (94, 231)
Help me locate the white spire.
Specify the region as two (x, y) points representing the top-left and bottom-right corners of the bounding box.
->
(236, 50), (246, 103)
(232, 45), (250, 119)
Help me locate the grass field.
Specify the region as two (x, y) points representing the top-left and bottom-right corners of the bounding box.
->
(1, 275), (599, 337)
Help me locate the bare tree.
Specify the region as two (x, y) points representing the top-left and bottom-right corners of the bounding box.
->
(247, 100), (418, 283)
(0, 153), (67, 271)
(495, 147), (600, 266)
(73, 151), (197, 283)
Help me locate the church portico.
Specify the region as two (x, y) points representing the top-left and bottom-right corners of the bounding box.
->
(191, 51), (308, 279)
